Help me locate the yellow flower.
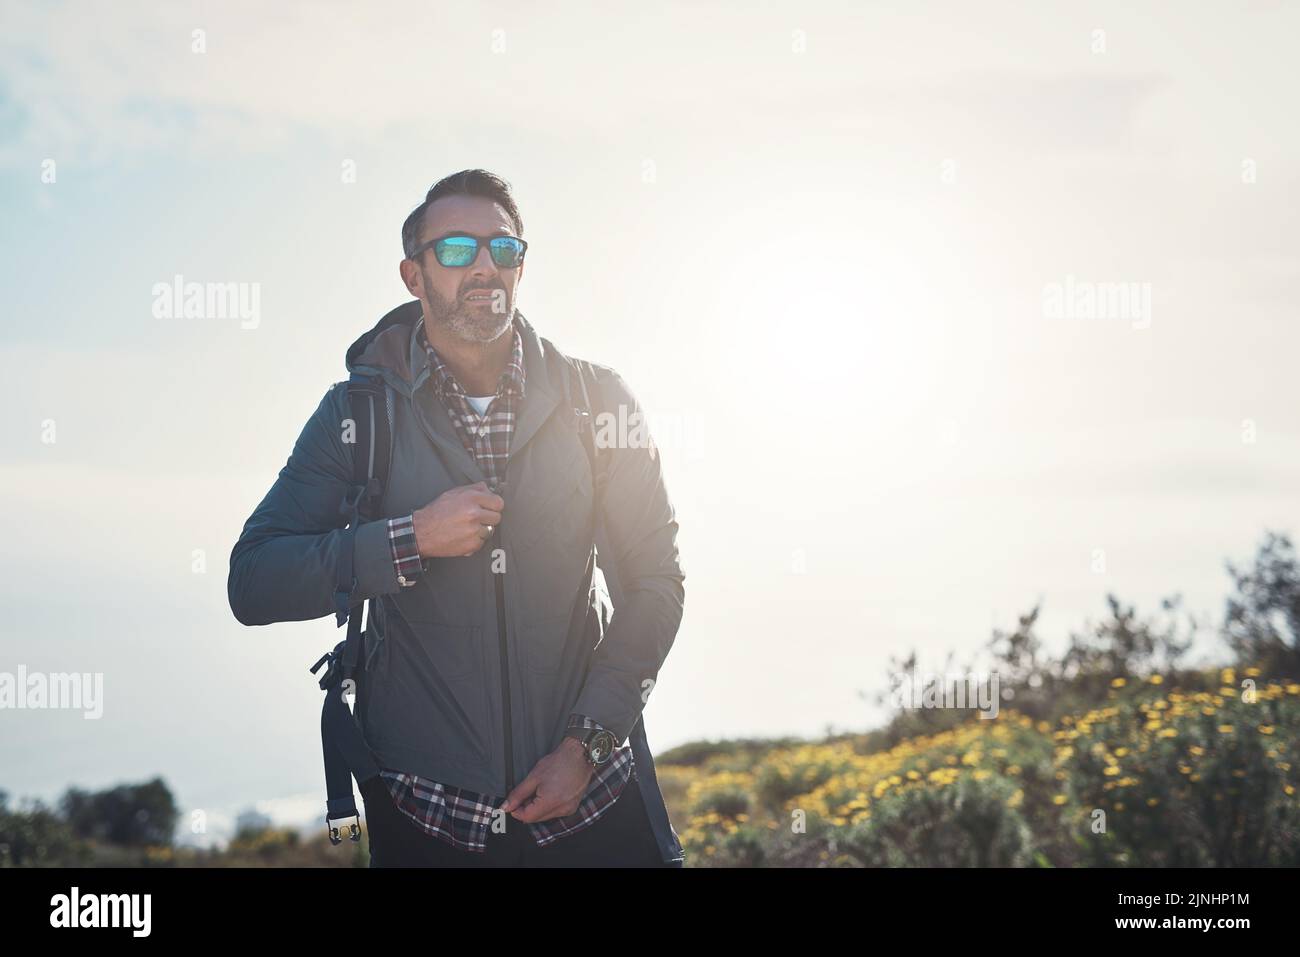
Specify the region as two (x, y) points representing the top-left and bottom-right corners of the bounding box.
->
(1111, 677), (1127, 688)
(1217, 725), (1234, 734)
(1052, 794), (1068, 805)
(1258, 725), (1275, 735)
(1104, 766), (1120, 776)
(1147, 798), (1159, 807)
(1148, 674), (1164, 685)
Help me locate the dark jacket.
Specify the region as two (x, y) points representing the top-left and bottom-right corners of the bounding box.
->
(227, 300), (687, 862)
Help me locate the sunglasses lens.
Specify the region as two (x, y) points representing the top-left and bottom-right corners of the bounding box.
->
(435, 236), (477, 267)
(489, 237), (525, 267)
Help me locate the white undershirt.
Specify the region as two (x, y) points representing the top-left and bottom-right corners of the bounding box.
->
(465, 394), (495, 416)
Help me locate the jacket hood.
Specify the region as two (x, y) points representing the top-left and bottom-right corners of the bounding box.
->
(344, 299), (422, 395)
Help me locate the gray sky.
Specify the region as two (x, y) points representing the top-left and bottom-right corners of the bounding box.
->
(1, 0), (1297, 840)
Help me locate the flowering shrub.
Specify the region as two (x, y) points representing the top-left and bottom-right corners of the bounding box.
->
(666, 669), (1300, 867)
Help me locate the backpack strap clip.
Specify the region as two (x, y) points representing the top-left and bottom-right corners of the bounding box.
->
(312, 371), (394, 843)
(338, 476), (381, 521)
(310, 639), (347, 692)
(326, 808), (361, 845)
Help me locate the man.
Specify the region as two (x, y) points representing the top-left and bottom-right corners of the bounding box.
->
(227, 169), (687, 867)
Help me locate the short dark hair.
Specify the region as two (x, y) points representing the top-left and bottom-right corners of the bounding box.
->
(401, 169), (524, 260)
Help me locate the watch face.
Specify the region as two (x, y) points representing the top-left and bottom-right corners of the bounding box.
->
(589, 730), (617, 764)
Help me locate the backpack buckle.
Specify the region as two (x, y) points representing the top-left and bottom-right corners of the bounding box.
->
(338, 483), (364, 519)
(310, 641), (347, 691)
(327, 813), (361, 845)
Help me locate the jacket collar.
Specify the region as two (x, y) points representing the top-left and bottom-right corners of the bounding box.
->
(419, 317), (526, 403)
(348, 299), (563, 470)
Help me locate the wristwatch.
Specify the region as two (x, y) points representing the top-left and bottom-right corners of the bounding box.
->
(564, 726), (618, 768)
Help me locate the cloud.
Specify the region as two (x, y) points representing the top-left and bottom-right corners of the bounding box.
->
(0, 0), (774, 164)
(12, 0), (1291, 168)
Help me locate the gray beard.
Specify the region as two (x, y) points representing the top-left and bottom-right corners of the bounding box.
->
(422, 274), (513, 344)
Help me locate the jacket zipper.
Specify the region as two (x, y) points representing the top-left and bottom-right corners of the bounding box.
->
(408, 387), (516, 791)
(493, 524), (515, 793)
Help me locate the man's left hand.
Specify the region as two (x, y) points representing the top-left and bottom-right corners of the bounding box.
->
(500, 737), (593, 823)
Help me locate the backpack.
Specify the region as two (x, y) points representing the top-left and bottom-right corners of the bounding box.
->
(308, 342), (615, 844)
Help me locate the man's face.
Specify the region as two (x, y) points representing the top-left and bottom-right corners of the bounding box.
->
(401, 194), (524, 344)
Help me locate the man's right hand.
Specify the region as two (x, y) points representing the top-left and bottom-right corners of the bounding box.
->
(412, 481), (505, 558)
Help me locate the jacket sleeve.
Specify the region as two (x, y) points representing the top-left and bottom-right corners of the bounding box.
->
(569, 367), (686, 745)
(227, 382), (405, 627)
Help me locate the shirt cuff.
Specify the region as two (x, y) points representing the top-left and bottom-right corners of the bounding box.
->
(387, 514), (424, 587)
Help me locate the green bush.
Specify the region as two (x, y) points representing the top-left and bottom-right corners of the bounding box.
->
(837, 774), (1035, 867)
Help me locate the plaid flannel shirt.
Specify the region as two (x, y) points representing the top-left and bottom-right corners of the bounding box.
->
(376, 316), (635, 852)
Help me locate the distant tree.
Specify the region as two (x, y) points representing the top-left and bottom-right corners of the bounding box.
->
(1062, 593), (1195, 690)
(59, 777), (178, 847)
(1224, 531), (1300, 677)
(235, 808), (272, 838)
(984, 604), (1052, 709)
(0, 791), (88, 866)
(868, 646), (973, 745)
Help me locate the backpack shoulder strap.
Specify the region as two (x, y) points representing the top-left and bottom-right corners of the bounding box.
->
(331, 372), (394, 673)
(344, 372), (393, 520)
(566, 356), (610, 510)
(548, 344), (628, 607)
(309, 371), (394, 846)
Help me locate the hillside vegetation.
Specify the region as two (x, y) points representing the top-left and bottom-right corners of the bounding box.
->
(4, 532), (1298, 867)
